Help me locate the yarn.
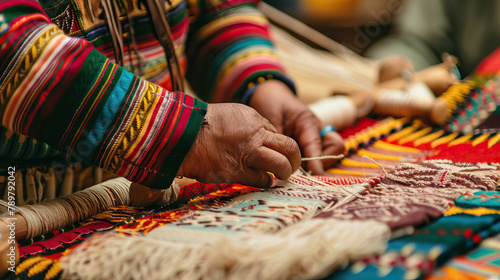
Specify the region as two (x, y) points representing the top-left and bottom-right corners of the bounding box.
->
(0, 177), (131, 239)
(309, 95), (358, 130)
(373, 82), (436, 119)
(431, 81), (474, 125)
(302, 155), (344, 161)
(61, 219), (390, 280)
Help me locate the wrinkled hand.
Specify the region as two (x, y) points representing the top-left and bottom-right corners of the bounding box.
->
(249, 80), (344, 175)
(177, 103), (301, 188)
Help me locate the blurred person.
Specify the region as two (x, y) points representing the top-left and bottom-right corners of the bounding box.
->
(366, 0), (500, 77)
(0, 0), (345, 202)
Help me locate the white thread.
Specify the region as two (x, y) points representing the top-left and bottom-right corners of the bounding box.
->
(301, 155), (344, 161)
(373, 82), (435, 118)
(4, 177), (131, 239)
(322, 183), (369, 212)
(298, 166), (311, 176)
(61, 219), (390, 280)
(309, 96), (358, 130)
(362, 155), (388, 176)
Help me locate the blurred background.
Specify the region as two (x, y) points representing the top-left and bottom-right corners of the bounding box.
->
(264, 0), (402, 54)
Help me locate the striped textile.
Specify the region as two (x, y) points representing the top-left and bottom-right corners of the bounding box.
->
(0, 0), (292, 188)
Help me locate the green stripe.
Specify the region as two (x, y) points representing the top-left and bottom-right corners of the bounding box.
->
(63, 62), (123, 153)
(39, 49), (106, 148)
(154, 98), (207, 188)
(1, 6), (41, 22)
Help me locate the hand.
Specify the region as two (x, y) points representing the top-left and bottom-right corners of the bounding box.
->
(178, 103), (301, 188)
(249, 80), (344, 175)
(378, 56), (455, 94)
(378, 55), (414, 83)
(415, 64), (456, 94)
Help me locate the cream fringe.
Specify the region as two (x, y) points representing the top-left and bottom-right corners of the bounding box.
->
(61, 219), (390, 280)
(0, 177), (131, 239)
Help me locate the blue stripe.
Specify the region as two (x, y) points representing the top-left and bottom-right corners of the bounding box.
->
(83, 70), (134, 162)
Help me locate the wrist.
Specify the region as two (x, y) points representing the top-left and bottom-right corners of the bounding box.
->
(249, 80), (296, 108)
(242, 75), (296, 105)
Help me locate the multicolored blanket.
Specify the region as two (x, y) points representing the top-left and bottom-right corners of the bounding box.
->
(8, 109), (500, 279)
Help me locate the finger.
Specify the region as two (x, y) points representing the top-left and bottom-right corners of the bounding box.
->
(297, 128), (324, 175)
(321, 132), (345, 169)
(257, 113), (279, 133)
(379, 55), (414, 83)
(129, 182), (164, 207)
(293, 114), (324, 174)
(262, 132), (301, 172)
(247, 146), (293, 180)
(238, 169), (274, 189)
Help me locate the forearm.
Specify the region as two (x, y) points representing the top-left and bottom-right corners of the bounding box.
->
(186, 0), (295, 103)
(0, 0), (207, 188)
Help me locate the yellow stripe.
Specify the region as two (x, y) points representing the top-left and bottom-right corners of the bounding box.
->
(105, 82), (158, 170)
(327, 168), (375, 176)
(445, 206), (500, 216)
(357, 149), (403, 161)
(344, 138), (359, 152)
(124, 95), (162, 159)
(372, 141), (421, 153)
(16, 256), (43, 274)
(413, 130), (444, 147)
(488, 133), (500, 148)
(141, 61), (168, 80)
(398, 127), (433, 145)
(342, 118), (409, 152)
(200, 13), (268, 39)
(221, 50), (276, 76)
(340, 158), (385, 168)
(448, 134), (473, 147)
(386, 126), (418, 142)
(28, 259), (53, 277)
(472, 134), (491, 146)
(44, 261), (62, 280)
(431, 132), (459, 148)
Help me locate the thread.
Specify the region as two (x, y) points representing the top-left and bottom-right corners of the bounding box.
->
(362, 155), (388, 176)
(301, 155), (344, 161)
(0, 177), (131, 239)
(61, 219), (390, 280)
(373, 82), (436, 118)
(309, 96), (358, 130)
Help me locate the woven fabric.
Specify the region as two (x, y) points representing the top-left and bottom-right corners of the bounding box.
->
(429, 247), (500, 280)
(8, 106), (500, 279)
(330, 197), (500, 280)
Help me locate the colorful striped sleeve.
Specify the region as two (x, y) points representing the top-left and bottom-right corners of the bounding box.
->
(185, 0), (295, 103)
(0, 0), (207, 189)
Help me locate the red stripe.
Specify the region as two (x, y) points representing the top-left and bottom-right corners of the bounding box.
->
(440, 171), (448, 183)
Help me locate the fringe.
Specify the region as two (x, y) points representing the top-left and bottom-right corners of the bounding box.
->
(61, 219), (390, 280)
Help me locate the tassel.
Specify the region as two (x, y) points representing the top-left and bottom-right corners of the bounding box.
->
(140, 0), (184, 92)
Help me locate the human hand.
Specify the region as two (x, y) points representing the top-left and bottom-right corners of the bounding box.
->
(378, 55), (414, 83)
(378, 55), (456, 94)
(415, 63), (456, 94)
(177, 103), (301, 188)
(249, 80), (344, 175)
